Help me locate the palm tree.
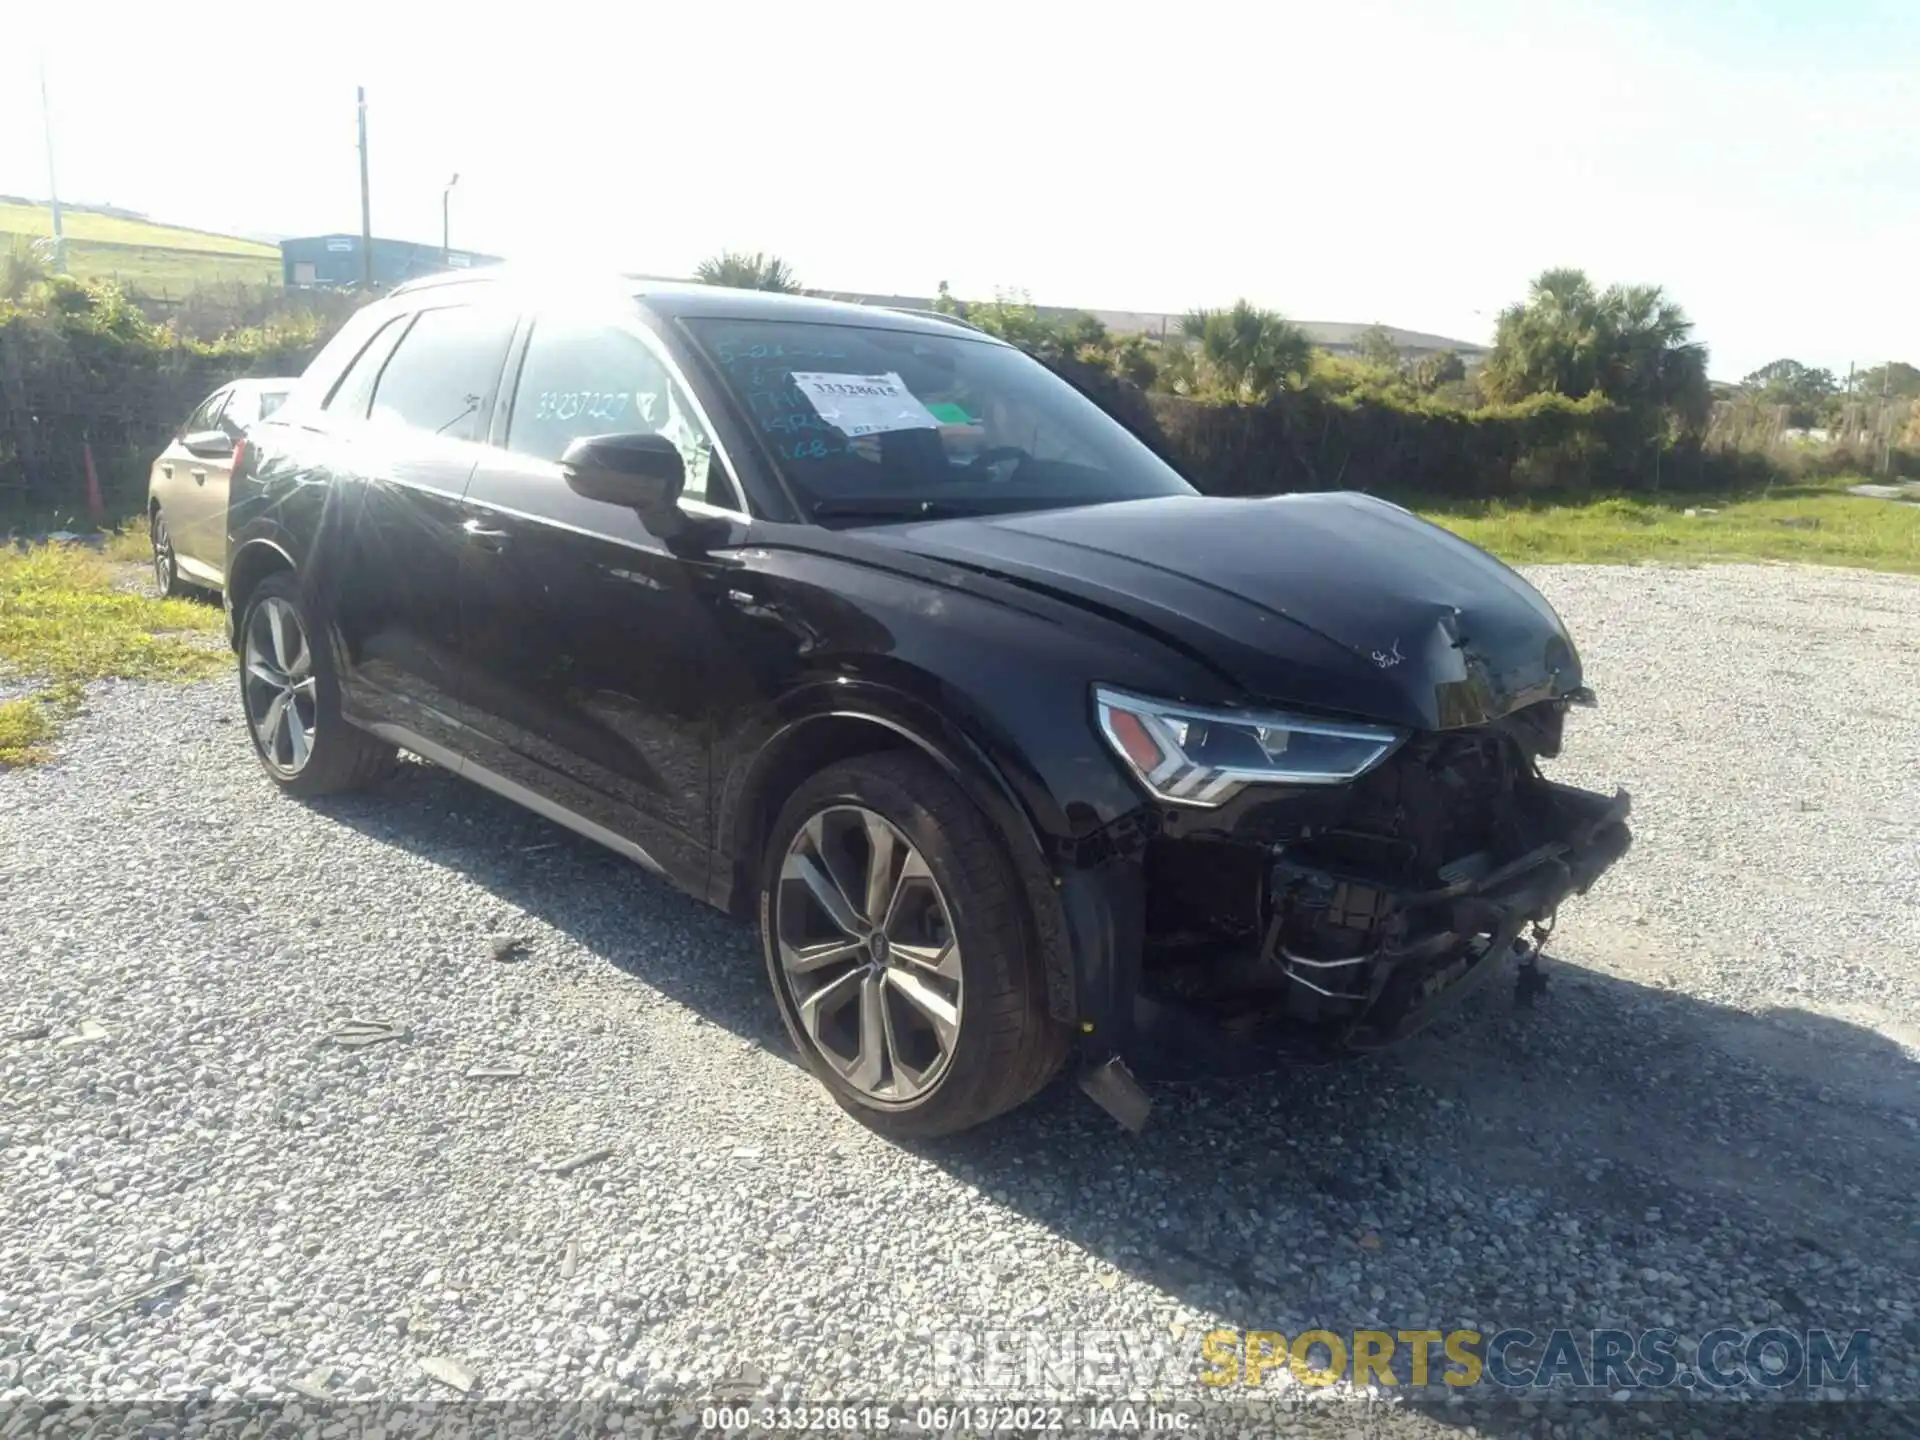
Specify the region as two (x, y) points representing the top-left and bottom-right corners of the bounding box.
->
(1600, 281), (1709, 428)
(694, 250), (802, 293)
(1176, 301), (1313, 401)
(0, 238), (52, 304)
(1482, 268), (1605, 402)
(1482, 268), (1710, 432)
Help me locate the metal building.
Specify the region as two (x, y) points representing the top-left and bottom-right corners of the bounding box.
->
(280, 234), (502, 290)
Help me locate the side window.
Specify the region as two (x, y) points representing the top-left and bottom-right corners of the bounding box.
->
(323, 315), (409, 419)
(505, 319), (726, 505)
(368, 304), (517, 443)
(182, 389), (228, 436)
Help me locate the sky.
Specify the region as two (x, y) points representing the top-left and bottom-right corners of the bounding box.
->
(3, 0), (1916, 382)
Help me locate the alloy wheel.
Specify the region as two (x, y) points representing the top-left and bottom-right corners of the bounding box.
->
(151, 514), (174, 594)
(776, 805), (964, 1104)
(241, 596), (318, 774)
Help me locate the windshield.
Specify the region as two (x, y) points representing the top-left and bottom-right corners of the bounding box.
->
(682, 317), (1195, 521)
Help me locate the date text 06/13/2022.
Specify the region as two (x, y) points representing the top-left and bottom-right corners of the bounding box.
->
(700, 1403), (1195, 1432)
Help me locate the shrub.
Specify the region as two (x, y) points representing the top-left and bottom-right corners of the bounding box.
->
(1124, 385), (1687, 501)
(695, 251), (802, 293)
(1170, 302), (1313, 403)
(1, 276), (331, 518)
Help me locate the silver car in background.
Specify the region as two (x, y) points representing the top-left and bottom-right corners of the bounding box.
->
(147, 378), (294, 595)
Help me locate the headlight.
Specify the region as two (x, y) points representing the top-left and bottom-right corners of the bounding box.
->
(1093, 686), (1405, 807)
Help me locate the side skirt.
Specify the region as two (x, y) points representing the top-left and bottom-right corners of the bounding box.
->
(365, 722), (667, 878)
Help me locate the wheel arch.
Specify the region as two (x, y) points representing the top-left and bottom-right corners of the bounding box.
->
(721, 703), (1078, 1023)
(224, 539), (296, 650)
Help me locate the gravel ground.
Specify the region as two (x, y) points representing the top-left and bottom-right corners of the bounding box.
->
(2, 562), (1918, 1438)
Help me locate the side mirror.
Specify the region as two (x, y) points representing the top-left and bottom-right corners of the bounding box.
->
(561, 433), (686, 535)
(183, 429), (236, 460)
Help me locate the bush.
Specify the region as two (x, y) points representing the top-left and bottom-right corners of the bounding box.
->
(1133, 386), (1676, 499)
(933, 281), (1768, 499)
(0, 276), (333, 518)
(915, 283), (1805, 500)
(11, 267), (1887, 524)
(157, 281), (369, 344)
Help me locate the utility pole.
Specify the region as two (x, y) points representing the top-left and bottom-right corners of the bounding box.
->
(357, 87), (374, 290)
(38, 53), (66, 274)
(1882, 363), (1894, 477)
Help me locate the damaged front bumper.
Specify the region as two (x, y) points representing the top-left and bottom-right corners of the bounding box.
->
(1262, 779), (1632, 1053)
(1062, 771), (1633, 1095)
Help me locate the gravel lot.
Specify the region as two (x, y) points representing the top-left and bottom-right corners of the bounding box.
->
(3, 562), (1918, 1436)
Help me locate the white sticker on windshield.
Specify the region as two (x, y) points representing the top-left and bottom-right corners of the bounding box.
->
(790, 372), (939, 439)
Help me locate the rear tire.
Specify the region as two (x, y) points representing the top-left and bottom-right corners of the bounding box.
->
(759, 752), (1069, 1138)
(151, 506), (187, 598)
(237, 573), (396, 797)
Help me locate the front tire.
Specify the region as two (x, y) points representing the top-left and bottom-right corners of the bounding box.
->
(237, 573), (396, 796)
(759, 752), (1069, 1138)
(151, 506), (186, 598)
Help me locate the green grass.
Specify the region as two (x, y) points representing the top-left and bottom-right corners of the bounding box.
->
(0, 541), (224, 766)
(0, 201), (276, 257)
(100, 516), (155, 564)
(0, 202), (280, 297)
(1414, 477), (1920, 573)
(0, 690), (59, 764)
(57, 239), (280, 295)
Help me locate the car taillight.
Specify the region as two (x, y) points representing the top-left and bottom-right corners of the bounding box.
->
(231, 436), (248, 474)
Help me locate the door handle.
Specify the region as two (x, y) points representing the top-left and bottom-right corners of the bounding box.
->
(191, 468), (207, 485)
(161, 464), (174, 479)
(462, 519), (510, 552)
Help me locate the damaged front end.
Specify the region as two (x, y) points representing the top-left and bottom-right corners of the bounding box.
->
(1079, 689), (1631, 1086)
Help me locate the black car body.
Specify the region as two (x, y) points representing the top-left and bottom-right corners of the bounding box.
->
(225, 270), (1630, 1135)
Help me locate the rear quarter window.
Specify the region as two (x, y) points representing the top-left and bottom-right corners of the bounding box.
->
(222, 388), (261, 432)
(283, 303), (401, 416)
(180, 388), (228, 436)
(322, 316), (410, 420)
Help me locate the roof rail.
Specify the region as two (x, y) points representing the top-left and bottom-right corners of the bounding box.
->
(879, 306), (987, 334)
(387, 261), (531, 298)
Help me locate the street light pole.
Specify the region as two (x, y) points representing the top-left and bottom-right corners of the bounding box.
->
(442, 173), (459, 264)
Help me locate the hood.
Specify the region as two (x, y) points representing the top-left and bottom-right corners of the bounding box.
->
(858, 492), (1584, 732)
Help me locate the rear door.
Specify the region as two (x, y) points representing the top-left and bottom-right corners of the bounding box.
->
(311, 299), (520, 751)
(453, 308), (753, 891)
(155, 386), (231, 584)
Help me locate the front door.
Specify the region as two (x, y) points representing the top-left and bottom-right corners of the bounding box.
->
(454, 311), (753, 894)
